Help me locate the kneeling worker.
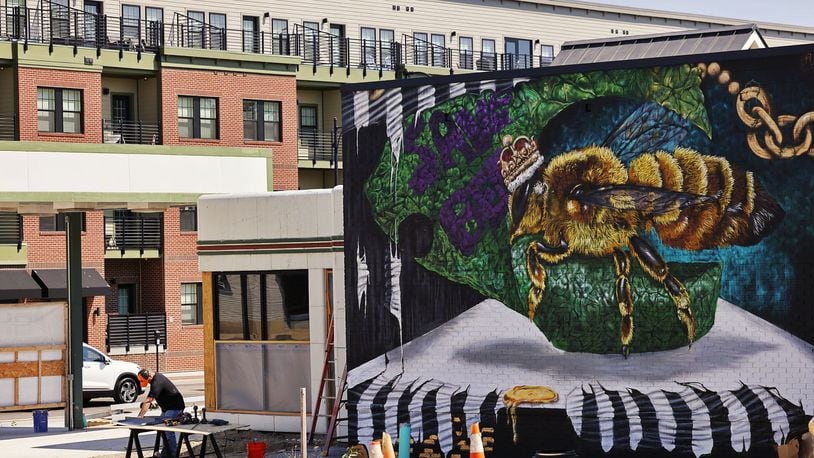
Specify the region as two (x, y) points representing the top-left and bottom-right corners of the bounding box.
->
(137, 369), (186, 457)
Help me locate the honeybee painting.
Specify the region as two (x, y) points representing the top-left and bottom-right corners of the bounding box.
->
(501, 135), (785, 356)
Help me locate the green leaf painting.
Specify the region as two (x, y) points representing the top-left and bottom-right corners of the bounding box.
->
(363, 65), (712, 335)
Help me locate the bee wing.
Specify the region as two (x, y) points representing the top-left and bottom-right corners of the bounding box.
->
(602, 102), (700, 164)
(577, 185), (718, 216)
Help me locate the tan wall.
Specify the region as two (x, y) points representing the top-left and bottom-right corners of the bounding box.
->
(97, 0), (814, 57)
(137, 76), (160, 123)
(101, 77), (138, 120)
(0, 68), (15, 116)
(296, 89), (342, 131)
(298, 169), (342, 190)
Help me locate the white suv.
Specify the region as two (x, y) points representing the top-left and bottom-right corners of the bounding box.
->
(82, 343), (143, 403)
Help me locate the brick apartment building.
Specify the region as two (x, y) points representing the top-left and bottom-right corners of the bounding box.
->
(0, 0), (812, 373)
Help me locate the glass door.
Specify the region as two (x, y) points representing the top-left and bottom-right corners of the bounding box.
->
(459, 36), (473, 69)
(145, 7), (163, 48)
(361, 27), (376, 67)
(242, 16), (259, 52)
(329, 23), (345, 66)
(83, 1), (101, 46)
(272, 19), (289, 54)
(431, 33), (445, 67)
(209, 13), (226, 50)
(187, 10), (205, 48)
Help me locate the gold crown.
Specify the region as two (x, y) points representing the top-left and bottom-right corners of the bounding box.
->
(498, 135), (544, 192)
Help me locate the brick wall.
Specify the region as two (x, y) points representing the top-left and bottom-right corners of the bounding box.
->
(100, 208), (204, 372)
(159, 68), (299, 190)
(23, 211), (107, 349)
(17, 67), (102, 143)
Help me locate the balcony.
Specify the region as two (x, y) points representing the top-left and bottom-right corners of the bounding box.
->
(0, 114), (16, 140)
(102, 119), (161, 145)
(401, 35), (553, 73)
(0, 212), (25, 265)
(0, 2), (162, 55)
(0, 3), (553, 76)
(106, 312), (167, 354)
(298, 130), (342, 165)
(104, 210), (163, 258)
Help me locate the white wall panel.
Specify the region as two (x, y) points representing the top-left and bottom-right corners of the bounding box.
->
(0, 151), (268, 195)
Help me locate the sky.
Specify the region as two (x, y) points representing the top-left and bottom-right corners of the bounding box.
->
(593, 0), (814, 28)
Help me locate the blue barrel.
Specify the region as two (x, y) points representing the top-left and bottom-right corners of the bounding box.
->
(33, 409), (48, 433)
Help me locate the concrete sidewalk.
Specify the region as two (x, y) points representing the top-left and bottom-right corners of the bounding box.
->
(0, 419), (156, 458)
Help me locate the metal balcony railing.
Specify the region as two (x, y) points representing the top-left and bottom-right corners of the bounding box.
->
(107, 313), (167, 352)
(298, 130), (342, 164)
(104, 210), (163, 256)
(0, 114), (16, 140)
(102, 119), (161, 145)
(0, 212), (23, 250)
(401, 34), (550, 71)
(0, 4), (553, 74)
(0, 1), (162, 54)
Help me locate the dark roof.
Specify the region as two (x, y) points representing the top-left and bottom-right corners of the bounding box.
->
(0, 269), (42, 300)
(552, 24), (767, 66)
(32, 268), (111, 299)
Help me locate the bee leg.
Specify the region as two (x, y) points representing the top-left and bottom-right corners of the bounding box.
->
(629, 235), (696, 347)
(526, 242), (547, 321)
(613, 248), (634, 358)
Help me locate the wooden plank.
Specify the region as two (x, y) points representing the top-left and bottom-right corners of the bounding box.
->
(13, 350), (18, 405)
(0, 345), (66, 353)
(213, 339), (309, 344)
(0, 402), (66, 412)
(201, 272), (216, 412)
(0, 360), (65, 378)
(37, 350), (42, 404)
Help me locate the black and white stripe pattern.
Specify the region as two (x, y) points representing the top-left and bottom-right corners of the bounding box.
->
(566, 383), (809, 457)
(347, 375), (501, 453)
(342, 77), (525, 135)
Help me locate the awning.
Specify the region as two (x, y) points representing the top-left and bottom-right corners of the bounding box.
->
(32, 268), (111, 299)
(0, 269), (42, 300)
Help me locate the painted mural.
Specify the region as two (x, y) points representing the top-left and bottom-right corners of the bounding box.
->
(343, 46), (814, 457)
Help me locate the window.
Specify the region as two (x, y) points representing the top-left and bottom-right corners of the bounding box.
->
(83, 346), (106, 363)
(6, 0), (26, 39)
(187, 11), (205, 48)
(413, 32), (428, 65)
(178, 96), (218, 139)
(272, 19), (289, 54)
(361, 27), (376, 66)
(480, 39), (496, 70)
(299, 105), (317, 149)
(181, 282), (203, 325)
(121, 5), (140, 43)
(39, 213), (86, 232)
(145, 7), (163, 47)
(540, 44), (555, 64)
(50, 0), (69, 39)
(180, 206), (197, 232)
(38, 87), (83, 133)
(303, 21), (319, 62)
(214, 271), (309, 341)
(242, 15), (259, 53)
(379, 29), (394, 68)
(209, 13), (226, 50)
(431, 33), (446, 66)
(329, 23), (345, 66)
(459, 36), (473, 69)
(243, 100), (281, 142)
(504, 37), (532, 69)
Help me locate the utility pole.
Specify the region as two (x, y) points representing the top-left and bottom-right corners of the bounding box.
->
(66, 212), (84, 430)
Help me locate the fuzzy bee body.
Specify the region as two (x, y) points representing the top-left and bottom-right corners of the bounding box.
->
(505, 142), (784, 356)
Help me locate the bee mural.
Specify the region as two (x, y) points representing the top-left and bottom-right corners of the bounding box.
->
(500, 135), (785, 357)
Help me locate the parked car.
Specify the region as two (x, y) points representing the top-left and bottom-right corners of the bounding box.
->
(82, 343), (143, 403)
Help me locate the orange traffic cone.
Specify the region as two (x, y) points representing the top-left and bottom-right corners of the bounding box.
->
(470, 422), (486, 458)
(381, 432), (396, 458)
(370, 439), (385, 458)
